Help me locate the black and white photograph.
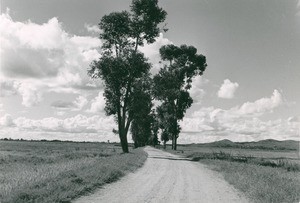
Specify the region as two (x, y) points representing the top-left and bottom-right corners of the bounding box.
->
(0, 0), (299, 202)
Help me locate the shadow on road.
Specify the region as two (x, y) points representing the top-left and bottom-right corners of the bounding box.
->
(148, 156), (192, 162)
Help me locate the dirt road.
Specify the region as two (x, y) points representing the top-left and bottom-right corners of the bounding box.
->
(74, 147), (249, 203)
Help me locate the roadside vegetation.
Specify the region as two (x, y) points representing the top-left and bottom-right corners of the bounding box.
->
(200, 159), (300, 203)
(168, 141), (300, 203)
(0, 140), (147, 203)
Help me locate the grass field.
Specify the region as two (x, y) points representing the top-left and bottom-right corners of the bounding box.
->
(0, 140), (147, 203)
(168, 140), (300, 203)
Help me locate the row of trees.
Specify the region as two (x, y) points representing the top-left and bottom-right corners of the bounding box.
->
(88, 0), (207, 153)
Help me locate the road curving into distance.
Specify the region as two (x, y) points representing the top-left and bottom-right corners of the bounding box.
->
(74, 146), (250, 203)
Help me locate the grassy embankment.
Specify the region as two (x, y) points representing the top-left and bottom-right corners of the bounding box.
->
(168, 139), (300, 203)
(0, 140), (147, 203)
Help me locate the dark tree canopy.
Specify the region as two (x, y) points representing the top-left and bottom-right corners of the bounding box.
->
(130, 75), (153, 148)
(149, 112), (160, 147)
(99, 11), (131, 54)
(89, 0), (167, 153)
(88, 0), (207, 152)
(88, 52), (151, 116)
(153, 44), (207, 150)
(130, 0), (167, 44)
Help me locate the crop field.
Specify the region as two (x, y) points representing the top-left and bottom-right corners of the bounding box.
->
(0, 140), (147, 203)
(168, 140), (300, 203)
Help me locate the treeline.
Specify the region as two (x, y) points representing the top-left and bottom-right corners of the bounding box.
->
(88, 0), (207, 153)
(0, 138), (111, 144)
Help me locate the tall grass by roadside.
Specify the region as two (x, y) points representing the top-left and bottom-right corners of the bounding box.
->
(200, 159), (300, 203)
(169, 147), (300, 203)
(189, 151), (300, 172)
(0, 141), (147, 203)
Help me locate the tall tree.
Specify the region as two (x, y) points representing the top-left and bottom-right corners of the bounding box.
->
(88, 0), (166, 153)
(149, 111), (160, 147)
(130, 75), (153, 148)
(153, 44), (207, 150)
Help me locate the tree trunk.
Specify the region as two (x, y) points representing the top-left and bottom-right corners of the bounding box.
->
(172, 135), (176, 150)
(120, 132), (129, 153)
(119, 129), (129, 153)
(163, 140), (167, 149)
(174, 137), (177, 150)
(134, 141), (138, 148)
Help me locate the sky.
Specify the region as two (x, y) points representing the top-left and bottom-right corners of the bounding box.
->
(0, 0), (299, 143)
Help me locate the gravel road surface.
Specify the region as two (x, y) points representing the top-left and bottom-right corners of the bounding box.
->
(74, 146), (249, 203)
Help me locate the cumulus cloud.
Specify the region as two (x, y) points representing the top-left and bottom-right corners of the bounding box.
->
(0, 114), (14, 127)
(288, 116), (299, 123)
(12, 114), (114, 133)
(1, 15), (66, 78)
(217, 79), (239, 99)
(0, 114), (116, 142)
(0, 11), (102, 100)
(189, 76), (209, 104)
(73, 96), (88, 111)
(238, 89), (282, 115)
(179, 90), (293, 143)
(0, 79), (45, 107)
(87, 91), (105, 113)
(17, 82), (43, 107)
(180, 110), (299, 143)
(139, 33), (173, 74)
(0, 114), (118, 142)
(51, 95), (88, 112)
(0, 12), (173, 110)
(51, 100), (74, 109)
(0, 80), (18, 97)
(85, 23), (100, 33)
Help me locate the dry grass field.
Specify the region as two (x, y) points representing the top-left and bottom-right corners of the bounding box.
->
(168, 140), (300, 203)
(0, 140), (147, 203)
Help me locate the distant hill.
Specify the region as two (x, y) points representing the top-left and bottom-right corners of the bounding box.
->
(196, 139), (299, 151)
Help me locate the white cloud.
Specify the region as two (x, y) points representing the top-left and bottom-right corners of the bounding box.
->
(288, 116), (299, 123)
(0, 114), (14, 127)
(12, 114), (115, 133)
(217, 79), (239, 99)
(17, 82), (43, 107)
(0, 11), (102, 101)
(56, 111), (66, 116)
(87, 91), (106, 113)
(73, 95), (88, 111)
(0, 12), (173, 111)
(0, 89), (297, 143)
(180, 110), (299, 143)
(189, 76), (208, 104)
(238, 89), (282, 115)
(51, 95), (88, 112)
(0, 114), (119, 142)
(85, 23), (100, 33)
(139, 33), (173, 74)
(0, 80), (18, 97)
(51, 100), (73, 109)
(0, 15), (66, 78)
(179, 90), (294, 143)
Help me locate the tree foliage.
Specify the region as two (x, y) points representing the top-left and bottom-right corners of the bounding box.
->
(153, 44), (207, 150)
(88, 0), (166, 153)
(130, 75), (153, 148)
